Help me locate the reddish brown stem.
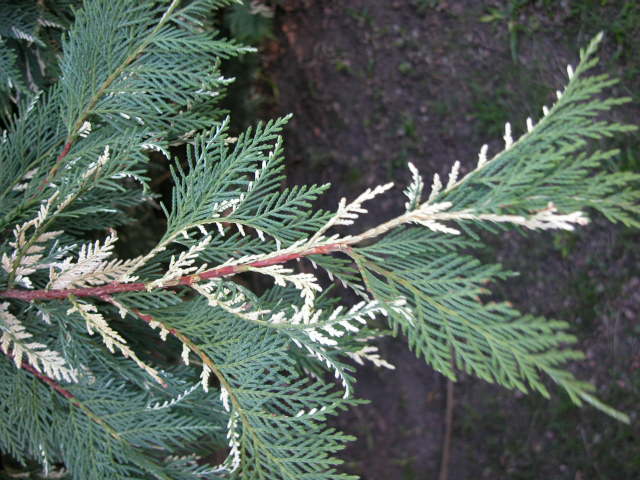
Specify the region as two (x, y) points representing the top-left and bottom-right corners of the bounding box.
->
(16, 358), (121, 440)
(0, 242), (348, 302)
(123, 305), (239, 413)
(57, 141), (73, 163)
(38, 141), (73, 193)
(101, 295), (178, 336)
(22, 361), (76, 401)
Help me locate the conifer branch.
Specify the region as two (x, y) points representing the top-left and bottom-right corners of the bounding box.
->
(0, 302), (77, 382)
(1, 4), (637, 475)
(123, 304), (257, 475)
(19, 355), (178, 480)
(6, 353), (122, 442)
(0, 242), (347, 301)
(45, 0), (182, 182)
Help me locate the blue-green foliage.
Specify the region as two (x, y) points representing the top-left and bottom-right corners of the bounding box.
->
(224, 0), (274, 45)
(441, 53), (639, 227)
(153, 297), (358, 479)
(0, 1), (638, 479)
(0, 1), (359, 478)
(0, 1), (80, 118)
(165, 116), (331, 248)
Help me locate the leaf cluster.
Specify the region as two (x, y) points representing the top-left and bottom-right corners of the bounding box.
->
(0, 3), (637, 479)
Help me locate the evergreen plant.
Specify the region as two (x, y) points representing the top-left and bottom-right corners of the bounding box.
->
(0, 1), (638, 478)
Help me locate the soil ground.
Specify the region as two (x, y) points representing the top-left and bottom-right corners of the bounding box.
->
(253, 1), (640, 479)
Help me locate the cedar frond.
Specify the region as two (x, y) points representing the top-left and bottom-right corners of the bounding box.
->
(0, 302), (77, 382)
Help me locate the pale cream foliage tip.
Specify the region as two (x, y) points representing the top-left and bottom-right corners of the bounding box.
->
(68, 299), (163, 385)
(0, 303), (77, 383)
(48, 233), (141, 290)
(147, 235), (212, 289)
(2, 193), (63, 288)
(309, 182), (394, 243)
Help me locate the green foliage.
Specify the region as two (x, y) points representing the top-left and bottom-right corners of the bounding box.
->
(0, 0), (80, 119)
(224, 0), (274, 45)
(0, 2), (638, 479)
(479, 0), (530, 62)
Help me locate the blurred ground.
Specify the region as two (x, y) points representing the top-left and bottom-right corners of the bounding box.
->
(246, 1), (640, 478)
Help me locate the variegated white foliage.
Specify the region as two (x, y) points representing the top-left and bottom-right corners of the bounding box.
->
(526, 117), (534, 133)
(36, 307), (51, 325)
(310, 182), (394, 243)
(405, 201), (464, 235)
(289, 300), (404, 397)
(502, 203), (590, 231)
(149, 318), (171, 341)
(110, 169), (148, 187)
(192, 281), (269, 323)
(303, 299), (406, 371)
(346, 345), (395, 370)
(248, 264), (321, 312)
(208, 411), (241, 474)
(82, 145), (111, 180)
(200, 365), (212, 392)
(427, 171), (443, 204)
(191, 283), (359, 397)
(181, 343), (190, 366)
(9, 26), (38, 43)
(503, 122), (514, 148)
(78, 121), (92, 138)
(147, 235), (212, 289)
(402, 200), (589, 235)
(352, 197), (589, 240)
(12, 168), (38, 192)
(446, 160), (461, 191)
(219, 385), (230, 412)
(48, 233), (140, 289)
(206, 361), (241, 475)
(0, 303), (77, 382)
(104, 296), (174, 354)
(195, 279), (321, 328)
(214, 237), (310, 271)
(194, 279), (396, 397)
(2, 193), (63, 288)
(302, 300), (384, 341)
(347, 155), (590, 243)
(67, 299), (164, 385)
(147, 381), (202, 410)
(386, 296), (415, 326)
(209, 198), (242, 222)
(195, 278), (400, 373)
(477, 143), (489, 169)
(140, 141), (170, 159)
(294, 405), (329, 418)
(403, 162), (424, 211)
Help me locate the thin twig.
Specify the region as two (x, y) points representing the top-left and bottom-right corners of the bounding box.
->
(43, 0), (182, 184)
(10, 356), (122, 441)
(0, 242), (346, 302)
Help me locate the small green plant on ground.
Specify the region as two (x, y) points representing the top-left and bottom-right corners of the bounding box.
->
(0, 1), (639, 479)
(479, 0), (531, 62)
